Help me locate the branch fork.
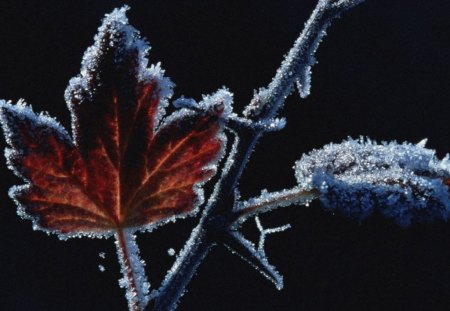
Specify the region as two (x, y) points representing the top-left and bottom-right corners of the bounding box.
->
(152, 1), (366, 309)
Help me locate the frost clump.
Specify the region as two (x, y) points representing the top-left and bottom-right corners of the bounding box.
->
(167, 248), (176, 257)
(295, 137), (450, 227)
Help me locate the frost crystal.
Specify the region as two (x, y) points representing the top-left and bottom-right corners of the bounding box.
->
(98, 265), (106, 272)
(198, 88), (234, 118)
(173, 88), (234, 121)
(167, 248), (176, 257)
(295, 138), (450, 227)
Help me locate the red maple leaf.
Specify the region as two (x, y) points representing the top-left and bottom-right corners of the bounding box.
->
(0, 7), (230, 238)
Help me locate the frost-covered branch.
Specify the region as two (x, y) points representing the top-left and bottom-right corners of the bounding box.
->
(254, 217), (291, 255)
(223, 230), (285, 289)
(223, 217), (291, 289)
(243, 0), (365, 119)
(152, 1), (366, 310)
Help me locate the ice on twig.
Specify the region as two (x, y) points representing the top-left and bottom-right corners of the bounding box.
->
(255, 217), (291, 254)
(233, 187), (319, 225)
(223, 216), (291, 289)
(295, 137), (450, 227)
(224, 231), (284, 289)
(227, 115), (286, 133)
(243, 0), (366, 119)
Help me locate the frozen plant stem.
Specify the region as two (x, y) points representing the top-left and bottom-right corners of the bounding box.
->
(153, 0), (366, 310)
(244, 0), (365, 118)
(115, 229), (147, 311)
(233, 187), (320, 225)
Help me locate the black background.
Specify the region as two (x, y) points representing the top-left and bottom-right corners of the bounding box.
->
(1, 0), (450, 310)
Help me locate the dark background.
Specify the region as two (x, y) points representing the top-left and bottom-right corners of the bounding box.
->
(1, 0), (450, 310)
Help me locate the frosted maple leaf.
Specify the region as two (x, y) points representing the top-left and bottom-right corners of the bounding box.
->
(0, 6), (231, 310)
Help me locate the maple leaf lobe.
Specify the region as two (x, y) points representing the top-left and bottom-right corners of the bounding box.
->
(0, 7), (230, 237)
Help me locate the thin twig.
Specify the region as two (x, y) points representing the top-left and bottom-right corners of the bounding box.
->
(231, 188), (320, 226)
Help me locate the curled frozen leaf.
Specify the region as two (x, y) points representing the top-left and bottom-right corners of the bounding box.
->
(0, 6), (228, 238)
(295, 138), (450, 227)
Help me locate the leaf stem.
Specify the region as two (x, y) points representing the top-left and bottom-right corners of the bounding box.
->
(232, 188), (320, 226)
(115, 229), (149, 311)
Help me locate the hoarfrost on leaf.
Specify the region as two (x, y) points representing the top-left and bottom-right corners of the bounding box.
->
(0, 5), (229, 311)
(295, 137), (450, 227)
(0, 5), (227, 239)
(5, 1), (429, 310)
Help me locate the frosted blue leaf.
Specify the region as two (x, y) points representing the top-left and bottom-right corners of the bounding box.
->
(295, 137), (450, 227)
